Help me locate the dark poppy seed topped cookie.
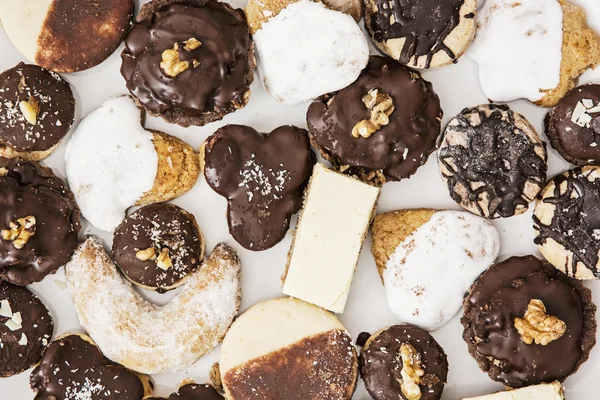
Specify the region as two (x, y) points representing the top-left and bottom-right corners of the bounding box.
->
(461, 256), (596, 388)
(545, 84), (600, 165)
(438, 104), (547, 218)
(203, 125), (314, 251)
(0, 159), (80, 286)
(121, 0), (255, 127)
(0, 282), (53, 377)
(112, 204), (205, 292)
(145, 383), (223, 399)
(307, 56), (442, 185)
(0, 63), (75, 161)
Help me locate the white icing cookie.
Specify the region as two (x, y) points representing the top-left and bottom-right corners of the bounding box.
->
(252, 0), (369, 105)
(468, 0), (563, 103)
(382, 210), (500, 331)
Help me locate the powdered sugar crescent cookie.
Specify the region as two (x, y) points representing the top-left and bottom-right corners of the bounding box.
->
(245, 0), (369, 105)
(371, 209), (499, 331)
(65, 96), (200, 232)
(220, 297), (358, 399)
(66, 237), (242, 374)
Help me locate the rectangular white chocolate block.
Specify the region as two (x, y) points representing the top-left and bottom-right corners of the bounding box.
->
(283, 164), (379, 313)
(462, 381), (564, 400)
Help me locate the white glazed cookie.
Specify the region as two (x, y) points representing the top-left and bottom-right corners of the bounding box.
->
(371, 209), (500, 331)
(461, 381), (564, 400)
(246, 0), (369, 105)
(65, 237), (242, 375)
(65, 96), (199, 232)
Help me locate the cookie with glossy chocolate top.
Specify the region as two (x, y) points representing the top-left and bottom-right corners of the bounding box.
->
(30, 333), (152, 399)
(0, 282), (53, 377)
(307, 56), (442, 185)
(121, 0), (255, 127)
(0, 159), (80, 286)
(461, 256), (596, 388)
(0, 63), (74, 161)
(0, 0), (134, 72)
(534, 167), (600, 280)
(360, 325), (448, 400)
(203, 125), (314, 251)
(545, 85), (600, 165)
(144, 383), (223, 400)
(365, 0), (477, 68)
(113, 204), (205, 292)
(438, 104), (547, 218)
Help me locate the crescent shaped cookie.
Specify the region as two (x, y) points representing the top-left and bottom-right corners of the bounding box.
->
(65, 237), (242, 374)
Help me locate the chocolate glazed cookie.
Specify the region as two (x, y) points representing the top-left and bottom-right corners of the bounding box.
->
(308, 56), (442, 186)
(0, 159), (80, 286)
(145, 383), (223, 399)
(121, 0), (255, 127)
(203, 125), (314, 251)
(360, 325), (448, 400)
(438, 104), (547, 218)
(462, 256), (596, 388)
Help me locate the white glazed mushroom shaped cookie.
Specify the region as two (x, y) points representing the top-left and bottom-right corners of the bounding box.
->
(65, 96), (199, 231)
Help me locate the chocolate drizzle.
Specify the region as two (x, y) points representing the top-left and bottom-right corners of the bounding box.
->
(438, 104), (547, 218)
(360, 325), (448, 400)
(534, 167), (600, 278)
(368, 0), (465, 68)
(0, 159), (80, 286)
(204, 125), (314, 251)
(145, 383), (223, 400)
(461, 256), (596, 388)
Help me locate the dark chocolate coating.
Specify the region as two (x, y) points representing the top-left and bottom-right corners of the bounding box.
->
(462, 256), (596, 388)
(204, 125), (314, 251)
(360, 325), (448, 400)
(121, 0), (254, 127)
(0, 159), (80, 286)
(145, 383), (223, 399)
(36, 0), (134, 72)
(438, 104), (547, 218)
(0, 282), (53, 377)
(307, 57), (442, 184)
(546, 84), (600, 165)
(112, 204), (204, 292)
(0, 63), (74, 153)
(366, 0), (465, 68)
(30, 334), (146, 400)
(534, 167), (600, 278)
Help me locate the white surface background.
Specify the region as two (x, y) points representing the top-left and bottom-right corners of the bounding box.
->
(1, 0), (600, 398)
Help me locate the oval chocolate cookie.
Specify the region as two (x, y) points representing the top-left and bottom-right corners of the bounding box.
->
(121, 0), (255, 127)
(30, 334), (151, 399)
(0, 282), (53, 377)
(145, 383), (223, 399)
(360, 325), (448, 400)
(112, 204), (205, 292)
(545, 84), (600, 165)
(307, 56), (442, 185)
(203, 125), (314, 251)
(0, 63), (75, 161)
(364, 0), (477, 68)
(438, 104), (547, 218)
(461, 256), (596, 388)
(0, 159), (81, 286)
(534, 167), (600, 280)
(0, 0), (134, 72)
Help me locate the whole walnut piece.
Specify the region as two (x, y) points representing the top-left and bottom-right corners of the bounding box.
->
(398, 343), (424, 400)
(351, 89), (395, 139)
(160, 38), (203, 78)
(514, 299), (567, 345)
(1, 215), (36, 249)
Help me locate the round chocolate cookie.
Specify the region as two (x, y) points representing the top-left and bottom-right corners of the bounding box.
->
(438, 104), (547, 218)
(360, 325), (448, 400)
(0, 282), (53, 377)
(30, 334), (151, 399)
(112, 204), (205, 292)
(0, 63), (75, 161)
(461, 255), (596, 388)
(534, 167), (600, 280)
(121, 0), (255, 127)
(364, 0), (477, 69)
(545, 84), (600, 165)
(145, 383), (223, 399)
(0, 159), (81, 286)
(307, 56), (442, 185)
